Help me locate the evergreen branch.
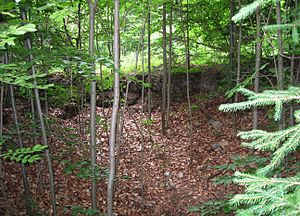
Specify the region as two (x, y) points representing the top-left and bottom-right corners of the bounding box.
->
(219, 87), (300, 121)
(259, 125), (300, 174)
(238, 126), (299, 151)
(232, 0), (271, 23)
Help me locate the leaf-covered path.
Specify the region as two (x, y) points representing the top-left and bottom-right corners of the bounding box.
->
(3, 95), (254, 215)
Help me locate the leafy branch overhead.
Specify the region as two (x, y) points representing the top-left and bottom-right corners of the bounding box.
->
(0, 24), (37, 49)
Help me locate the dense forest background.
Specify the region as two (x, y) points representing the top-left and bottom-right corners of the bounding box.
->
(1, 0), (300, 215)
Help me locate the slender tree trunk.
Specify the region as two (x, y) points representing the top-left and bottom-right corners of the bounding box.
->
(5, 51), (31, 214)
(142, 23), (146, 113)
(229, 0), (235, 77)
(77, 0), (82, 49)
(162, 2), (167, 135)
(134, 20), (146, 75)
(186, 0), (190, 69)
(180, 0), (193, 165)
(107, 0), (120, 215)
(253, 7), (262, 129)
(276, 0), (284, 129)
(87, 0), (98, 210)
(0, 57), (7, 201)
(290, 0), (298, 126)
(21, 9), (57, 216)
(166, 2), (172, 128)
(235, 0), (242, 104)
(9, 84), (31, 214)
(147, 0), (152, 120)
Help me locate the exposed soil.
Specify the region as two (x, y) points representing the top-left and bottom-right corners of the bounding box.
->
(1, 92), (264, 215)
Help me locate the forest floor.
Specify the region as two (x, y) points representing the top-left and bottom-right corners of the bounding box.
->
(2, 92), (266, 216)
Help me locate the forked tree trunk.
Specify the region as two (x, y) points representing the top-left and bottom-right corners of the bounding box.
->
(253, 7), (262, 129)
(87, 0), (98, 210)
(107, 0), (120, 215)
(162, 2), (167, 135)
(21, 9), (57, 216)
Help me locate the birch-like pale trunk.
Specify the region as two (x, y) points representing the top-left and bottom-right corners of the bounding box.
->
(107, 0), (120, 215)
(87, 0), (98, 210)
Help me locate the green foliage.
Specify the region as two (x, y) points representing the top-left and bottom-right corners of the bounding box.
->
(142, 118), (155, 126)
(212, 155), (268, 186)
(230, 173), (300, 216)
(220, 87), (300, 121)
(188, 199), (234, 215)
(63, 160), (108, 180)
(232, 0), (270, 23)
(220, 86), (300, 215)
(1, 144), (48, 164)
(0, 23), (37, 49)
(68, 205), (99, 216)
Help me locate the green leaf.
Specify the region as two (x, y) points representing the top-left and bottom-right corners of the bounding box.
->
(9, 24), (37, 35)
(292, 26), (299, 44)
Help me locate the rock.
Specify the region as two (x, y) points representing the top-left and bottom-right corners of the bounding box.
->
(211, 143), (224, 153)
(219, 140), (229, 147)
(208, 119), (223, 130)
(164, 171), (172, 178)
(165, 182), (175, 191)
(177, 172), (184, 179)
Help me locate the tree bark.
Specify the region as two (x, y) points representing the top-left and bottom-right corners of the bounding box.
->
(253, 7), (262, 129)
(276, 0), (284, 129)
(76, 0), (82, 49)
(162, 2), (167, 135)
(9, 82), (31, 214)
(107, 0), (120, 215)
(186, 0), (190, 69)
(229, 0), (235, 76)
(147, 0), (152, 120)
(0, 83), (6, 201)
(87, 0), (98, 210)
(290, 0), (298, 126)
(21, 9), (57, 216)
(180, 0), (193, 165)
(166, 2), (173, 128)
(235, 0), (242, 104)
